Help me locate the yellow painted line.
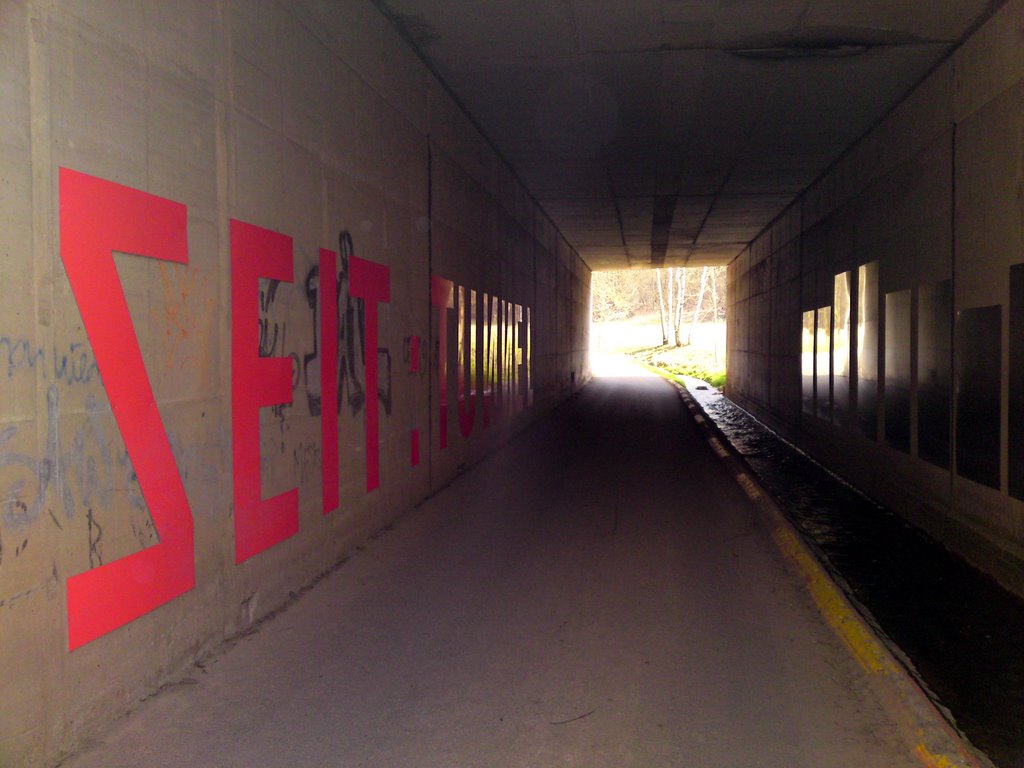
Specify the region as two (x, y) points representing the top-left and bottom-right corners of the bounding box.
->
(771, 524), (891, 676)
(735, 472), (762, 500)
(914, 743), (967, 768)
(707, 437), (729, 458)
(697, 406), (891, 675)
(689, 400), (983, 768)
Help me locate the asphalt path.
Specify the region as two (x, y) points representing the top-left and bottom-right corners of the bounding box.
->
(64, 368), (917, 768)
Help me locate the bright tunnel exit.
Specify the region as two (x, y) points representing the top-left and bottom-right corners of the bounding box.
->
(589, 267), (727, 383)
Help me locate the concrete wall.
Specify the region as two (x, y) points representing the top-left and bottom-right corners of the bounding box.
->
(727, 0), (1024, 595)
(0, 1), (590, 765)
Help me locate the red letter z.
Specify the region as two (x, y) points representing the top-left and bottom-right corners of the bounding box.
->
(60, 168), (195, 651)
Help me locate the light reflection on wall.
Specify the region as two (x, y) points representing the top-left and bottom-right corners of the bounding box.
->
(884, 289), (912, 453)
(857, 263), (879, 439)
(484, 293), (499, 415)
(956, 305), (1001, 489)
(790, 267), (1012, 489)
(833, 272), (851, 425)
(1011, 265), (1024, 499)
(787, 264), (1017, 492)
(917, 280), (952, 468)
(802, 309), (815, 416)
(815, 305), (832, 421)
(457, 285), (477, 437)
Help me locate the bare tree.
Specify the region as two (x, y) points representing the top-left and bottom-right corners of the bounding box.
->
(591, 269), (661, 321)
(673, 268), (686, 346)
(687, 266), (709, 345)
(655, 269), (669, 345)
(590, 265), (728, 348)
(667, 267), (676, 346)
(709, 267), (719, 322)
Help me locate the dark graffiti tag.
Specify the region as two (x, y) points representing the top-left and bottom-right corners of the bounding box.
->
(299, 230), (392, 420)
(253, 230), (393, 422)
(302, 267), (323, 416)
(259, 278), (301, 421)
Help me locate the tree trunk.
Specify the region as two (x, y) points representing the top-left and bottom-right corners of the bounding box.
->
(687, 266), (709, 345)
(674, 268), (685, 346)
(709, 267), (720, 364)
(667, 267), (676, 347)
(655, 269), (669, 345)
(710, 267), (719, 321)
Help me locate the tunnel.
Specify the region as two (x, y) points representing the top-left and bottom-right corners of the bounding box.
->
(1, 0), (1023, 766)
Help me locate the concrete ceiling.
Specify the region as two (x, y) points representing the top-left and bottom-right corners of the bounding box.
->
(375, 0), (1000, 270)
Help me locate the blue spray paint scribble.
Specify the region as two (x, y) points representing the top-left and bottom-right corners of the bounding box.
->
(0, 336), (99, 385)
(0, 386), (145, 533)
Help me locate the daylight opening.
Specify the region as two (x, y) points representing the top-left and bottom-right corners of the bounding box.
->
(590, 267), (727, 385)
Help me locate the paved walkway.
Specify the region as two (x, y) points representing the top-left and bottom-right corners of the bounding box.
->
(64, 369), (917, 768)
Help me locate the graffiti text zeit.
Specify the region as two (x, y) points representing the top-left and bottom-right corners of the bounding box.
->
(58, 168), (532, 650)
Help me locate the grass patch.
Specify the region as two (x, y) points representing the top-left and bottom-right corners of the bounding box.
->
(628, 344), (727, 389)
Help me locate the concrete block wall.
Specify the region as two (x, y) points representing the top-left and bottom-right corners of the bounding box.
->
(726, 0), (1024, 595)
(0, 1), (591, 765)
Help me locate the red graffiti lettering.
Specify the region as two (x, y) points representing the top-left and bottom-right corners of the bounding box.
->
(320, 249), (339, 514)
(482, 293), (498, 427)
(231, 219), (298, 562)
(60, 167), (195, 650)
(431, 277), (453, 449)
(349, 256), (390, 491)
(409, 335), (420, 372)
